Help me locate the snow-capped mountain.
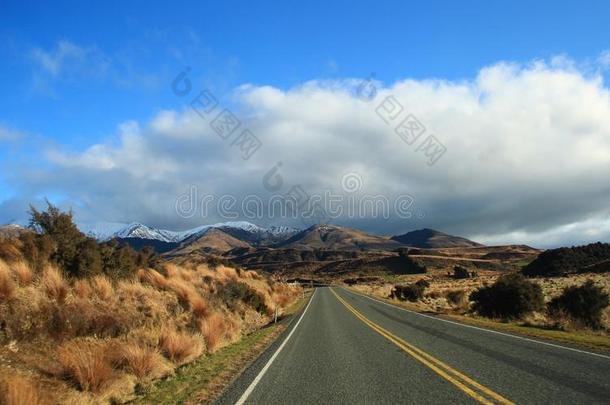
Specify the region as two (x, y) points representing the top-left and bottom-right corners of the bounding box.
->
(80, 221), (299, 244)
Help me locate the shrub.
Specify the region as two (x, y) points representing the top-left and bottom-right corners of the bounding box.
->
(548, 280), (609, 329)
(453, 266), (471, 279)
(218, 281), (269, 314)
(470, 274), (544, 319)
(73, 237), (103, 277)
(415, 279), (430, 288)
(29, 201), (85, 276)
(398, 254), (427, 274)
(391, 283), (426, 302)
(57, 340), (115, 393)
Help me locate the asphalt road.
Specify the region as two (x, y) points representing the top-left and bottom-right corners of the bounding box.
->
(217, 287), (610, 404)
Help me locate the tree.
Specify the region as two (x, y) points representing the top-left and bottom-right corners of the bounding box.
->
(73, 237), (103, 277)
(28, 201), (86, 275)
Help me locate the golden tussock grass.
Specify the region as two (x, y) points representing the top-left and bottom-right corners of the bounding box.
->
(57, 339), (115, 393)
(158, 328), (205, 365)
(0, 373), (49, 405)
(92, 275), (113, 300)
(215, 265), (239, 282)
(42, 266), (68, 304)
(199, 312), (227, 353)
(0, 254), (299, 403)
(12, 261), (33, 286)
(73, 279), (92, 299)
(137, 268), (168, 289)
(117, 342), (171, 380)
(0, 262), (16, 301)
(0, 239), (23, 263)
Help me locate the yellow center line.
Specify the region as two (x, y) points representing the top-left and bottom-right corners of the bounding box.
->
(329, 288), (514, 405)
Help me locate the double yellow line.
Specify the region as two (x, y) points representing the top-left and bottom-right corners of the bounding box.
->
(330, 288), (514, 405)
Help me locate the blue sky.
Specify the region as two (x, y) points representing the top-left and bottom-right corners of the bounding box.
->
(2, 1), (610, 246)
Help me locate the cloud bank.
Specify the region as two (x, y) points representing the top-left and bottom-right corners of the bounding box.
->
(3, 58), (610, 247)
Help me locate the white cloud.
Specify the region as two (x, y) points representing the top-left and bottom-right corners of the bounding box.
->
(599, 50), (610, 68)
(0, 125), (24, 141)
(5, 57), (610, 246)
(29, 40), (111, 79)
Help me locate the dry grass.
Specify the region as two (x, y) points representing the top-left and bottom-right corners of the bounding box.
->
(137, 268), (168, 289)
(92, 275), (113, 300)
(0, 262), (15, 301)
(42, 266), (68, 304)
(12, 261), (33, 286)
(73, 279), (92, 299)
(158, 328), (205, 365)
(0, 249), (300, 403)
(0, 373), (48, 405)
(199, 312), (227, 353)
(57, 339), (115, 393)
(117, 342), (170, 380)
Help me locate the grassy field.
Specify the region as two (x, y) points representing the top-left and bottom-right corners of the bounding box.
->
(132, 291), (311, 404)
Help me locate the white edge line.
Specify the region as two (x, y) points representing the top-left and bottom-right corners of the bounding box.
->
(235, 288), (317, 405)
(340, 286), (610, 361)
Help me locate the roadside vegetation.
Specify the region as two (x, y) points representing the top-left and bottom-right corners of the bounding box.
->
(349, 269), (610, 351)
(0, 204), (300, 403)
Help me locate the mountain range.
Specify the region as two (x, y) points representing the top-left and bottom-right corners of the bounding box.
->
(2, 220), (484, 254)
(75, 221), (482, 255)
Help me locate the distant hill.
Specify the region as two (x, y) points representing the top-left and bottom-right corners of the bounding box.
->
(391, 228), (483, 248)
(522, 242), (610, 276)
(0, 224), (27, 238)
(275, 224), (402, 251)
(171, 228), (251, 255)
(215, 225), (299, 247)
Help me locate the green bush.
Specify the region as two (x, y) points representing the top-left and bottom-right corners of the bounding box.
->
(548, 280), (609, 329)
(29, 201), (84, 274)
(453, 266), (471, 279)
(218, 281), (269, 314)
(470, 273), (544, 319)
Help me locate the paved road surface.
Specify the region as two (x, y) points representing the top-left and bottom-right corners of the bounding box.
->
(217, 287), (610, 404)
